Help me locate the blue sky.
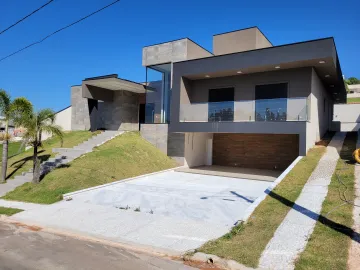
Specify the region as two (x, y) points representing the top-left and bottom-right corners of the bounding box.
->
(0, 0), (359, 111)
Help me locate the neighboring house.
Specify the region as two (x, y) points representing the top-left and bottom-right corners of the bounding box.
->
(67, 26), (346, 171)
(348, 84), (360, 93)
(0, 116), (15, 135)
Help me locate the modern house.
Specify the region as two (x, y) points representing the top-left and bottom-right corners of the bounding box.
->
(68, 26), (346, 172)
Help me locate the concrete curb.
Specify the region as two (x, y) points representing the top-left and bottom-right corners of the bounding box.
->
(0, 215), (181, 259)
(240, 156), (303, 223)
(183, 252), (257, 270)
(63, 166), (186, 199)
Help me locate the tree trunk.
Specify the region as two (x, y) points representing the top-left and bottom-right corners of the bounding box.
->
(32, 144), (40, 183)
(1, 120), (9, 183)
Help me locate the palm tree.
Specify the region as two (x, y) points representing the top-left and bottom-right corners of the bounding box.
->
(21, 108), (63, 183)
(0, 89), (33, 183)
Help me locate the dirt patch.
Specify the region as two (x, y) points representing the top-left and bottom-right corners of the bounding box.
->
(184, 260), (224, 269)
(12, 222), (42, 231)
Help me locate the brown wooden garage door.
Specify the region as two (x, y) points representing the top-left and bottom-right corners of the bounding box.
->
(212, 133), (299, 170)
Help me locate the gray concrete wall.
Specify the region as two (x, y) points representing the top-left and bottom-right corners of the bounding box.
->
(72, 86), (140, 131)
(213, 27), (272, 56)
(142, 39), (188, 66)
(98, 91), (139, 131)
(71, 86), (91, 131)
(142, 38), (213, 67)
(306, 68), (332, 151)
(140, 124), (185, 164)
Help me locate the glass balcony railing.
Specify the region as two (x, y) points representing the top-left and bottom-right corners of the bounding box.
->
(179, 98), (308, 122)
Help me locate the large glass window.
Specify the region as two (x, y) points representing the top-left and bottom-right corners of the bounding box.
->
(208, 87), (234, 122)
(255, 83), (288, 121)
(145, 63), (171, 123)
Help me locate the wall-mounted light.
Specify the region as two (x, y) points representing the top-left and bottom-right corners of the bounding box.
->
(205, 75), (210, 78)
(319, 60), (326, 64)
(237, 71), (242, 74)
(325, 75), (331, 78)
(275, 66), (281, 69)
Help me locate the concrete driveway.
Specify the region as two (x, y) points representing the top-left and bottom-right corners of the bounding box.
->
(11, 170), (271, 254)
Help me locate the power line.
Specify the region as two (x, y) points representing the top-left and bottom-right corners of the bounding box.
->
(0, 0), (121, 63)
(0, 0), (55, 35)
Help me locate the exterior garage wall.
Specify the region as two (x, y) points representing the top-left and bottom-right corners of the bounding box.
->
(184, 133), (212, 167)
(212, 133), (299, 170)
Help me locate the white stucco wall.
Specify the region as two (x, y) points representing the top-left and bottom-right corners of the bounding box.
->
(184, 132), (213, 167)
(54, 106), (72, 131)
(332, 104), (360, 132)
(42, 106), (72, 140)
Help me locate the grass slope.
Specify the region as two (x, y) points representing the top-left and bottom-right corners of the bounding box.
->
(2, 131), (98, 181)
(295, 132), (357, 270)
(199, 137), (332, 267)
(0, 206), (23, 216)
(3, 132), (178, 204)
(347, 97), (360, 104)
(0, 141), (24, 162)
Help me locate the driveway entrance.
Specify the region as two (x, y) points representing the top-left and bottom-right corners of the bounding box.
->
(13, 170), (271, 253)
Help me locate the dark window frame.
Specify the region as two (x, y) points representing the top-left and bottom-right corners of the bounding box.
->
(208, 87), (235, 122)
(254, 82), (289, 122)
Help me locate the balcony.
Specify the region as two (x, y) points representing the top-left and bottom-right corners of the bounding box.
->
(179, 98), (308, 122)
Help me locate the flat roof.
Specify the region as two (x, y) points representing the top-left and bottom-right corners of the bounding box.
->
(172, 37), (346, 103)
(83, 74), (153, 93)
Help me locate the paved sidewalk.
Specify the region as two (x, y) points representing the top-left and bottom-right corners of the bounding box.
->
(0, 199), (43, 211)
(348, 134), (360, 270)
(259, 132), (346, 270)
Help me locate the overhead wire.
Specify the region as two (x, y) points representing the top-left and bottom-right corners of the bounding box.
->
(0, 0), (55, 35)
(0, 0), (121, 63)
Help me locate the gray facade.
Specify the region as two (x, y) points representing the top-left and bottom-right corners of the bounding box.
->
(70, 27), (346, 166)
(140, 124), (185, 164)
(71, 86), (91, 131)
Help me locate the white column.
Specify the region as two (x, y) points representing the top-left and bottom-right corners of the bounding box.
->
(205, 138), (213, 166)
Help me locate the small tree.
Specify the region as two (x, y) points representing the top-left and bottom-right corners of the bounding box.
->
(0, 89), (32, 183)
(346, 77), (360, 85)
(21, 108), (63, 183)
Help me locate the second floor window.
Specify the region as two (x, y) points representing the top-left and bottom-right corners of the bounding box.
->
(208, 87), (234, 122)
(255, 83), (288, 121)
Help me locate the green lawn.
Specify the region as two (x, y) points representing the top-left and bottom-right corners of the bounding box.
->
(295, 132), (357, 270)
(0, 141), (24, 162)
(1, 131), (98, 181)
(199, 135), (333, 268)
(3, 132), (178, 204)
(0, 206), (23, 216)
(347, 97), (360, 104)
